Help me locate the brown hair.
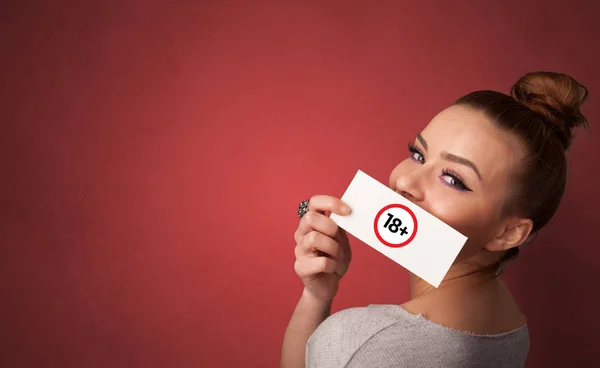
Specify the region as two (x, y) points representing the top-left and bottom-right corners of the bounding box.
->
(454, 72), (590, 263)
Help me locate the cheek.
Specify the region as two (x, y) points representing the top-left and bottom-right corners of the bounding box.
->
(423, 191), (500, 250)
(435, 203), (490, 235)
(434, 200), (502, 262)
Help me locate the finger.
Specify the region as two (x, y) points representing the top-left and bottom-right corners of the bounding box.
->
(301, 231), (342, 259)
(294, 210), (339, 243)
(336, 228), (351, 254)
(294, 244), (303, 259)
(294, 257), (339, 279)
(294, 242), (332, 259)
(307, 195), (351, 217)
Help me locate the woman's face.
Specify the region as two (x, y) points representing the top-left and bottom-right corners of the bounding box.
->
(388, 105), (527, 261)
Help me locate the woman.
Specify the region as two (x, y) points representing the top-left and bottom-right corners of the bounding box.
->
(280, 72), (589, 368)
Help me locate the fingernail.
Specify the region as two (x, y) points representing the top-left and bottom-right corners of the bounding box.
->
(340, 204), (350, 214)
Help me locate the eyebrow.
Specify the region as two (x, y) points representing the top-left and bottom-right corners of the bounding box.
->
(416, 133), (428, 150)
(443, 153), (483, 181)
(416, 133), (483, 181)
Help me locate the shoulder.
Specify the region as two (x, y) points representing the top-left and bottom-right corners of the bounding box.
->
(308, 304), (408, 345)
(345, 312), (529, 368)
(306, 305), (414, 367)
(307, 304), (529, 368)
(307, 305), (465, 363)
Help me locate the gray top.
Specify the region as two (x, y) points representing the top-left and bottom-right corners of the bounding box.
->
(306, 304), (529, 368)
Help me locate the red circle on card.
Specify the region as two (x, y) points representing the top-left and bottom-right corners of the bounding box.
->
(373, 204), (418, 248)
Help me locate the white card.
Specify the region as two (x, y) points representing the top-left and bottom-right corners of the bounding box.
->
(330, 170), (468, 288)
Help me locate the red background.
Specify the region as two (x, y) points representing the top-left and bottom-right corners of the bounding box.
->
(2, 1), (599, 367)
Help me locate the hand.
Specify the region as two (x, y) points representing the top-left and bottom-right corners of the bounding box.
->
(293, 195), (352, 302)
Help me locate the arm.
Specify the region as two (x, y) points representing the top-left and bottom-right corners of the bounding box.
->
(280, 288), (332, 368)
(281, 195), (352, 368)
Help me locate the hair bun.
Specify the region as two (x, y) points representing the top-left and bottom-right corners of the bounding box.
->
(510, 71), (589, 150)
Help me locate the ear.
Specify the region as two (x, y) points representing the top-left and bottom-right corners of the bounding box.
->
(484, 218), (534, 252)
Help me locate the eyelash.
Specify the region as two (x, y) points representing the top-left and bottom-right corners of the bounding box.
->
(407, 142), (472, 192)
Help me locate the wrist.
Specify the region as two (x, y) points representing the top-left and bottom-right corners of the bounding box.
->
(302, 288), (334, 307)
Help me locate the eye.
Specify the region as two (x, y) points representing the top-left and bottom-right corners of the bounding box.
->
(408, 143), (425, 164)
(441, 169), (472, 192)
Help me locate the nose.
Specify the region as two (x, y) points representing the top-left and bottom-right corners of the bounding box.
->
(394, 169), (425, 203)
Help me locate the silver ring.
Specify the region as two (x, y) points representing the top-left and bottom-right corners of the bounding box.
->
(298, 199), (310, 219)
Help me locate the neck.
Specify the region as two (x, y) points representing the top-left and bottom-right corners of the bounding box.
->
(409, 249), (505, 299)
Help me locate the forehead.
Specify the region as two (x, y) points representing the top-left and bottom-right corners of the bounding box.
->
(421, 105), (526, 181)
